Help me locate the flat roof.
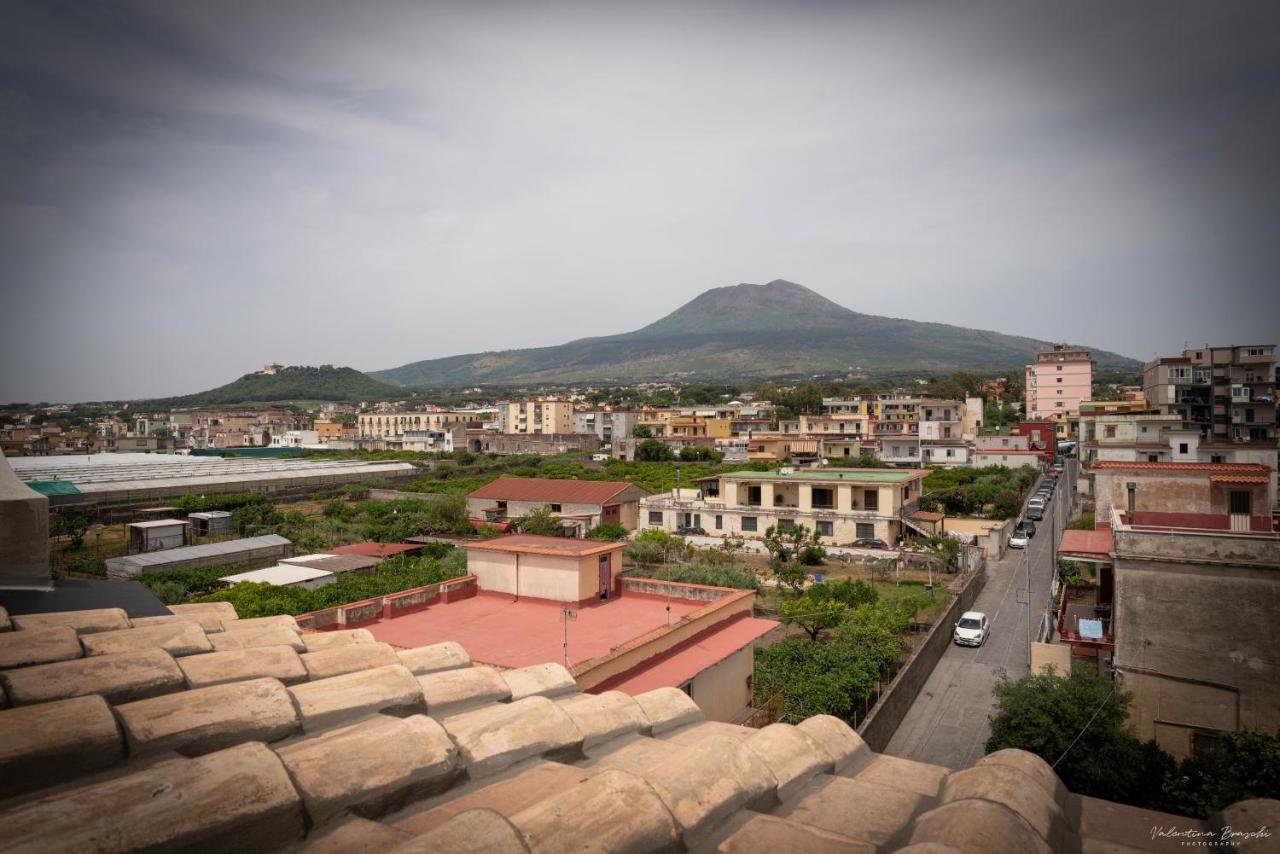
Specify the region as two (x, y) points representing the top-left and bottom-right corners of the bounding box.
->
(718, 468), (925, 483)
(104, 534), (291, 570)
(221, 565), (334, 585)
(469, 476), (641, 505)
(0, 579), (169, 619)
(329, 542), (423, 557)
(1058, 527), (1115, 561)
(464, 534), (626, 558)
(599, 616), (779, 696)
(281, 553), (382, 573)
(365, 591), (703, 670)
(128, 519), (190, 529)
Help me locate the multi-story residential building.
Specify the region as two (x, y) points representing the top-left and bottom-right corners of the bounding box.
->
(1057, 461), (1278, 760)
(572, 410), (645, 444)
(1009, 420), (1058, 467)
(358, 409), (490, 440)
(638, 414), (731, 440)
(640, 467), (929, 545)
(1143, 344), (1276, 445)
(1026, 344), (1093, 438)
(503, 399), (574, 435)
(972, 434), (1040, 468)
(401, 428), (458, 453)
(270, 430), (320, 448)
(313, 419), (355, 443)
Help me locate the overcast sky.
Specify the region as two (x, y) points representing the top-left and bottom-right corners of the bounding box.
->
(2, 1), (1278, 402)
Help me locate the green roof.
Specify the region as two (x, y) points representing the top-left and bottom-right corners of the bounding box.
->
(718, 469), (921, 483)
(26, 479), (83, 496)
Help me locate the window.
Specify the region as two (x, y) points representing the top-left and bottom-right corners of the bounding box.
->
(946, 448), (954, 458)
(1211, 454), (1225, 464)
(863, 489), (879, 511)
(1192, 730), (1222, 763)
(549, 504), (562, 513)
(1147, 454), (1158, 463)
(1229, 491), (1252, 515)
(648, 511), (663, 526)
(1179, 443), (1188, 454)
(1056, 377), (1062, 383)
(778, 519), (796, 532)
(856, 522), (875, 539)
(816, 520), (833, 537)
(741, 516), (758, 532)
(714, 514), (722, 530)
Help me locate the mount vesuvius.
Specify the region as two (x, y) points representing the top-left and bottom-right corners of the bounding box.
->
(371, 280), (1138, 387)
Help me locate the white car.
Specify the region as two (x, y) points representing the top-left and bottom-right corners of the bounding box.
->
(953, 611), (989, 647)
(1009, 530), (1029, 549)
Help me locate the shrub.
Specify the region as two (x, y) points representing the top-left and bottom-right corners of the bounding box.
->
(585, 522), (628, 541)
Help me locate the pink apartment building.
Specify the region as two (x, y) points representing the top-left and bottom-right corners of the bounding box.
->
(1026, 345), (1094, 437)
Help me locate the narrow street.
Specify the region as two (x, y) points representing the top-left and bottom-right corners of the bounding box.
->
(884, 460), (1075, 769)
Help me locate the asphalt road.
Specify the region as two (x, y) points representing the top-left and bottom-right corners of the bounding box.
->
(884, 461), (1075, 769)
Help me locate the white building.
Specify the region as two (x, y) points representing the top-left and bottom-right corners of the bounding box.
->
(270, 430), (320, 448)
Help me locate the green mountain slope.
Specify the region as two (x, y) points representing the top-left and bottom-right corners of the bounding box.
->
(144, 365), (404, 407)
(372, 280), (1140, 387)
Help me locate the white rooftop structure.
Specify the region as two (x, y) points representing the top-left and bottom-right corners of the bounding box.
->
(219, 564), (335, 590)
(104, 534), (292, 579)
(127, 519), (190, 530)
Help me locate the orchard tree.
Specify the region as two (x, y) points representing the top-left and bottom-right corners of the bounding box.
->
(518, 505), (562, 536)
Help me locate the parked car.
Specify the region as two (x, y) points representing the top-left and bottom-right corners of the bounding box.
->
(675, 525), (707, 536)
(1027, 506), (1045, 521)
(851, 537), (890, 550)
(1009, 530), (1029, 549)
(1016, 520), (1037, 538)
(953, 611), (990, 646)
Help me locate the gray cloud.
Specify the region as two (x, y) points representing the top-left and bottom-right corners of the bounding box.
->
(2, 0), (1278, 401)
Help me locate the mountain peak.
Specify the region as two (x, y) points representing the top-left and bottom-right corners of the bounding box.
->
(633, 279), (855, 337)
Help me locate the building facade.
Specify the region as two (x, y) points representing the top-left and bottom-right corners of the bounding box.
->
(1026, 345), (1094, 437)
(1143, 344), (1276, 445)
(503, 400), (574, 435)
(640, 468), (929, 545)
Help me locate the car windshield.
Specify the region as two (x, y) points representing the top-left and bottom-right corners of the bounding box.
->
(959, 618), (982, 629)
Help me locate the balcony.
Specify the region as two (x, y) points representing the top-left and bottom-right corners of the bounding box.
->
(1057, 602), (1114, 651)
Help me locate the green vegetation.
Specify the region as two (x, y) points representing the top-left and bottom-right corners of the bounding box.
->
(1068, 512), (1096, 531)
(143, 365), (405, 407)
(628, 563), (761, 592)
(755, 595), (922, 722)
(584, 522), (628, 541)
(987, 665), (1280, 818)
(516, 505), (562, 536)
(919, 465), (1036, 519)
(193, 550), (467, 617)
(396, 451), (774, 496)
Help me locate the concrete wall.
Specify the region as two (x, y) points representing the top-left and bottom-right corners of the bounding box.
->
(464, 550), (620, 603)
(0, 456), (50, 589)
(1112, 537), (1280, 759)
(858, 558), (989, 752)
(689, 644), (754, 723)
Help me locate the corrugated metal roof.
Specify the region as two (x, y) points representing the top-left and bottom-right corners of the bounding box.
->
(221, 565), (334, 585)
(105, 534), (291, 570)
(468, 476), (639, 505)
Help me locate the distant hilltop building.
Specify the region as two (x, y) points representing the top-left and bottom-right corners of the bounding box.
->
(260, 362), (283, 375)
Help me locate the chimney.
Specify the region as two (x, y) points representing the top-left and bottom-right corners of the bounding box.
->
(0, 456), (52, 590)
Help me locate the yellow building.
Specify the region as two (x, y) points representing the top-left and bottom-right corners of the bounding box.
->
(504, 399), (574, 435)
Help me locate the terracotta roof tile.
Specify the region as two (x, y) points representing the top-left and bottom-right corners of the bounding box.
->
(1092, 460), (1272, 474)
(468, 476), (642, 505)
(0, 600), (1270, 853)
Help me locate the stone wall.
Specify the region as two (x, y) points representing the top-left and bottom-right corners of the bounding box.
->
(857, 557), (988, 752)
(620, 577), (734, 603)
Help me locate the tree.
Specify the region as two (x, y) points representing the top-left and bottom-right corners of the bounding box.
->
(986, 665), (1163, 806)
(678, 445), (721, 462)
(634, 439), (675, 461)
(585, 521), (628, 541)
(718, 536), (745, 566)
(991, 489), (1022, 520)
(753, 637), (879, 721)
(632, 424), (653, 438)
(518, 504), (562, 536)
(780, 590), (848, 641)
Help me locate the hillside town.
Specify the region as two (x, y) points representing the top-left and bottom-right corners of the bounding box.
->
(1, 341), (1277, 852)
(4, 2), (1280, 851)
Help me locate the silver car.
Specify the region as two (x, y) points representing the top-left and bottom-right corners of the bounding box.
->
(953, 611), (989, 647)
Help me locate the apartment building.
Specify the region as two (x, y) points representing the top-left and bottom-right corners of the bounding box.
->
(312, 419), (355, 443)
(358, 409), (489, 440)
(637, 414), (731, 440)
(640, 467), (929, 544)
(1026, 344), (1093, 437)
(572, 410), (645, 444)
(1143, 344), (1276, 445)
(503, 399), (574, 435)
(972, 434), (1040, 468)
(1062, 462), (1279, 760)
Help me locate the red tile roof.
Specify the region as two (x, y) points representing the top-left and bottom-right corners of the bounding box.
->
(468, 476), (640, 505)
(911, 511), (945, 522)
(1208, 474), (1271, 484)
(1091, 461), (1272, 474)
(1058, 527), (1115, 560)
(596, 616), (780, 696)
(463, 534), (625, 558)
(329, 542), (423, 557)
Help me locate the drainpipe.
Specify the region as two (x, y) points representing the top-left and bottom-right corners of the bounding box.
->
(513, 553), (519, 602)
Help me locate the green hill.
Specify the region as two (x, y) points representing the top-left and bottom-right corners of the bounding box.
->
(372, 280), (1140, 387)
(144, 365), (405, 407)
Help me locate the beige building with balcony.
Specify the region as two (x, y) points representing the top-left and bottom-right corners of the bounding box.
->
(358, 410), (489, 440)
(504, 399), (574, 435)
(1143, 344), (1276, 445)
(640, 468), (930, 545)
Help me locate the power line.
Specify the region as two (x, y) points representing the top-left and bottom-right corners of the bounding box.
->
(1050, 680), (1118, 769)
